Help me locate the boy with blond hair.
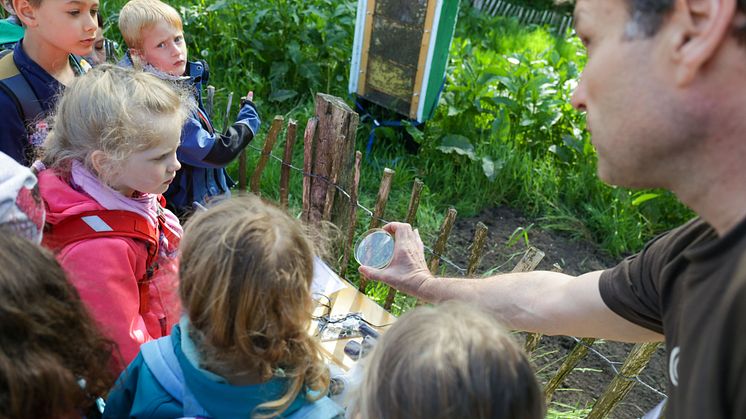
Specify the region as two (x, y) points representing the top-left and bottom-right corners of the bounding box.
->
(119, 0), (260, 217)
(0, 0), (96, 165)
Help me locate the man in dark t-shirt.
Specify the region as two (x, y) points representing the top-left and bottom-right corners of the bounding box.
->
(358, 0), (746, 417)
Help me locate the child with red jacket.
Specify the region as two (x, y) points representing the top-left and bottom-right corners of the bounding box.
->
(37, 65), (189, 372)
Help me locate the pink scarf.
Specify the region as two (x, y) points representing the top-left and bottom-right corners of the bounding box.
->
(70, 160), (182, 255)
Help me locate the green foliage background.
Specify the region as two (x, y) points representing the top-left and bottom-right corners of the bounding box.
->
(101, 0), (692, 259)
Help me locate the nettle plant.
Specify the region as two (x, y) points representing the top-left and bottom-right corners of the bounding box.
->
(417, 28), (590, 182)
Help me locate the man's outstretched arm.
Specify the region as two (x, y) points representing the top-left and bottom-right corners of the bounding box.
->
(359, 222), (663, 343)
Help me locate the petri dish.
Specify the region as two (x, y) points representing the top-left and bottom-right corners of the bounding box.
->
(354, 229), (395, 269)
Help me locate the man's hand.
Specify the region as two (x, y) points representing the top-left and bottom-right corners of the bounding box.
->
(358, 222), (434, 297)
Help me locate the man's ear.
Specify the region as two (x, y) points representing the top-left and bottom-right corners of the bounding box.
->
(672, 0), (737, 85)
(13, 0), (37, 28)
(89, 150), (110, 176)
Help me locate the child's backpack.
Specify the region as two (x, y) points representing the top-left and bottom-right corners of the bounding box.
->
(0, 50), (42, 137)
(42, 207), (176, 322)
(140, 336), (345, 419)
(0, 50), (90, 151)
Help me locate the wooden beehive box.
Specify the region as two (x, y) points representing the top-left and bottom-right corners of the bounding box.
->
(349, 0), (460, 123)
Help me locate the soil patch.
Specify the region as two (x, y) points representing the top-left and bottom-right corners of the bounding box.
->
(437, 206), (667, 418)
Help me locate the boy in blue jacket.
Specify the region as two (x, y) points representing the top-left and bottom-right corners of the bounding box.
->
(118, 0), (260, 217)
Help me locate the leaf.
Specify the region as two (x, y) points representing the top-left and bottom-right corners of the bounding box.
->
(403, 122), (425, 143)
(268, 89), (298, 102)
(632, 193), (660, 206)
(436, 135), (477, 160)
(481, 156), (502, 181)
(206, 0), (227, 12)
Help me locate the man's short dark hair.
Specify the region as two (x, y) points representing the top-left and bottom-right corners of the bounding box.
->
(624, 0), (746, 42)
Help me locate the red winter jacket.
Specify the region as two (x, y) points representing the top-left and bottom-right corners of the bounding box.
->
(38, 169), (182, 372)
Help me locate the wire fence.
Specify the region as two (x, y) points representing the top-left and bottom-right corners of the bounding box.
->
(242, 135), (667, 408)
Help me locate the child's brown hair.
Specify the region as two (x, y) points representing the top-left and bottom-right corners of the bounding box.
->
(179, 196), (329, 418)
(354, 301), (545, 419)
(0, 232), (115, 418)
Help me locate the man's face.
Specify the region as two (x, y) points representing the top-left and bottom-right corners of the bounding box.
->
(19, 0), (99, 57)
(137, 21), (188, 76)
(571, 0), (693, 189)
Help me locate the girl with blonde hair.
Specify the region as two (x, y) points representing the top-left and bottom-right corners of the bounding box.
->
(37, 64), (189, 372)
(104, 196), (343, 418)
(353, 301), (545, 419)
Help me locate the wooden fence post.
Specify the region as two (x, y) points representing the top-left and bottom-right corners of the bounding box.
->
(250, 116), (284, 195)
(279, 120), (298, 209)
(322, 135), (345, 221)
(205, 85), (215, 119)
(301, 118), (318, 224)
(587, 342), (661, 419)
(415, 208), (457, 305)
(466, 222), (489, 276)
(309, 93), (359, 225)
(368, 168), (395, 230)
(359, 167), (395, 292)
(383, 178), (424, 311)
(544, 337), (597, 404)
(339, 151), (363, 278)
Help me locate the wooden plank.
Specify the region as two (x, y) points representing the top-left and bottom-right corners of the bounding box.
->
(301, 117), (318, 223)
(312, 280), (397, 371)
(357, 0), (377, 97)
(250, 116), (283, 195)
(408, 0), (439, 119)
(279, 120), (298, 209)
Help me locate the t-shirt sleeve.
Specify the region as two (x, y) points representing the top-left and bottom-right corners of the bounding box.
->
(598, 229), (686, 334)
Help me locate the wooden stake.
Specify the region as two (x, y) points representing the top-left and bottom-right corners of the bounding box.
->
(466, 222), (489, 276)
(544, 338), (597, 404)
(384, 178), (424, 311)
(587, 342), (661, 419)
(301, 117), (318, 223)
(205, 85), (215, 119)
(322, 135), (344, 221)
(405, 179), (424, 225)
(222, 92), (233, 135)
(368, 168), (395, 230)
(359, 167), (395, 293)
(414, 208), (457, 305)
(250, 116), (284, 195)
(339, 151), (363, 278)
(279, 120), (298, 209)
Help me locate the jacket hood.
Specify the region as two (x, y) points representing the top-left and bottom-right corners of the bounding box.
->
(172, 324), (307, 419)
(37, 168), (106, 226)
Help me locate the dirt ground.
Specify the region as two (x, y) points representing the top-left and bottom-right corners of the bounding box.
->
(437, 206), (668, 418)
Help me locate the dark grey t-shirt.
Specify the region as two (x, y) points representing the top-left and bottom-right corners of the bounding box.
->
(600, 216), (746, 418)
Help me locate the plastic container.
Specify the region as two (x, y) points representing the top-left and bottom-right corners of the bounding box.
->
(354, 228), (395, 269)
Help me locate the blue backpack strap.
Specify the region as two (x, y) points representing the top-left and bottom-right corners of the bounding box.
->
(0, 52), (42, 127)
(140, 337), (210, 418)
(286, 396), (344, 419)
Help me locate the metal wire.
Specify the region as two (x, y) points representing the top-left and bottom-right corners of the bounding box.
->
(243, 143), (666, 399)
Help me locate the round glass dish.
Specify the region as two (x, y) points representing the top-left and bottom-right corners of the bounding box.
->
(354, 228), (395, 269)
